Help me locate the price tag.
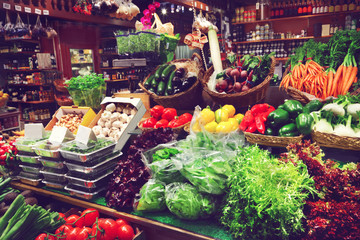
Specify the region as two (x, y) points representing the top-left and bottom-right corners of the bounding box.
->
(24, 123), (45, 140)
(3, 3), (11, 10)
(43, 9), (49, 15)
(25, 7), (31, 13)
(75, 126), (97, 146)
(35, 8), (41, 15)
(205, 6), (209, 11)
(200, 4), (203, 9)
(194, 2), (197, 7)
(49, 126), (74, 144)
(15, 5), (21, 11)
(256, 2), (260, 10)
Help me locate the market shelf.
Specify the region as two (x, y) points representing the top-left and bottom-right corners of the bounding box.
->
(1, 126), (21, 132)
(105, 78), (128, 82)
(8, 100), (54, 104)
(0, 51), (39, 55)
(3, 69), (57, 72)
(233, 36), (314, 44)
(100, 52), (120, 56)
(100, 67), (130, 70)
(7, 83), (52, 87)
(276, 57), (290, 62)
(5, 39), (40, 44)
(10, 181), (222, 240)
(23, 118), (51, 123)
(232, 10), (360, 25)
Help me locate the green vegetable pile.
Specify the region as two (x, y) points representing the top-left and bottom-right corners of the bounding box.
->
(61, 139), (113, 154)
(0, 195), (64, 240)
(221, 145), (316, 239)
(66, 73), (105, 109)
(135, 179), (166, 212)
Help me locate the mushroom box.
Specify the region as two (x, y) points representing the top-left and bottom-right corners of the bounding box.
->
(89, 97), (146, 151)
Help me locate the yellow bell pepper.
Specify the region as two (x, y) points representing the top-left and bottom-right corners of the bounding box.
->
(216, 121), (233, 133)
(228, 118), (239, 131)
(222, 105), (236, 118)
(234, 113), (244, 124)
(192, 120), (201, 133)
(215, 108), (229, 123)
(204, 121), (218, 133)
(199, 108), (215, 125)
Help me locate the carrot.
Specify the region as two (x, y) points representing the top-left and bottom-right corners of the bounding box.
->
(326, 70), (334, 98)
(330, 65), (343, 97)
(339, 65), (353, 93)
(341, 66), (358, 95)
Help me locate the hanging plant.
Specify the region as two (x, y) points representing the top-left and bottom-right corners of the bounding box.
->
(73, 0), (92, 15)
(136, 1), (160, 30)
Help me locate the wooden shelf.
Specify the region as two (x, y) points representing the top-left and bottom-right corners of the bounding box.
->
(0, 51), (39, 55)
(7, 83), (51, 87)
(100, 67), (130, 70)
(23, 118), (51, 123)
(233, 10), (360, 25)
(105, 78), (128, 83)
(234, 36), (314, 44)
(9, 100), (54, 104)
(276, 57), (290, 62)
(5, 39), (40, 44)
(3, 69), (56, 72)
(100, 52), (119, 56)
(1, 126), (20, 132)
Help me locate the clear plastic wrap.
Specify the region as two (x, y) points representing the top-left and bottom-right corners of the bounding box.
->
(133, 179), (166, 212)
(165, 182), (216, 220)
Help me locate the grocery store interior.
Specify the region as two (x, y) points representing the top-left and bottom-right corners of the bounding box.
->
(0, 0), (360, 239)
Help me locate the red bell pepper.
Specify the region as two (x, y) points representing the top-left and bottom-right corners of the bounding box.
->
(178, 113), (192, 124)
(0, 154), (6, 161)
(168, 118), (184, 128)
(255, 116), (266, 134)
(161, 108), (177, 121)
(262, 105), (275, 119)
(250, 104), (270, 116)
(239, 110), (254, 131)
(142, 117), (157, 128)
(245, 122), (257, 133)
(154, 119), (169, 128)
(150, 105), (164, 120)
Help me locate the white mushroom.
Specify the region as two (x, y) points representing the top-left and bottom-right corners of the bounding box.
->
(123, 106), (132, 115)
(114, 131), (122, 141)
(112, 120), (122, 128)
(105, 121), (112, 129)
(101, 111), (111, 121)
(116, 105), (124, 113)
(92, 126), (102, 136)
(106, 103), (116, 113)
(97, 118), (106, 128)
(110, 112), (121, 122)
(130, 108), (137, 116)
(102, 127), (110, 137)
(97, 134), (106, 139)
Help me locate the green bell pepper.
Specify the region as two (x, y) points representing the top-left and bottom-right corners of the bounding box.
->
(265, 128), (275, 135)
(278, 123), (298, 137)
(303, 100), (323, 114)
(295, 113), (314, 135)
(267, 109), (289, 128)
(277, 104), (285, 110)
(283, 100), (303, 118)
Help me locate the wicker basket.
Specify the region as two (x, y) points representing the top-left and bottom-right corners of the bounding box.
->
(138, 118), (190, 135)
(54, 79), (69, 93)
(244, 132), (303, 147)
(311, 131), (360, 151)
(139, 53), (204, 109)
(55, 95), (73, 106)
(201, 57), (276, 110)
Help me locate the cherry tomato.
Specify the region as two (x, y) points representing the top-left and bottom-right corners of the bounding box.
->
(35, 233), (55, 240)
(66, 227), (82, 240)
(116, 218), (130, 228)
(117, 224), (135, 240)
(91, 218), (117, 240)
(76, 227), (92, 240)
(55, 225), (73, 240)
(57, 213), (66, 221)
(81, 208), (99, 227)
(66, 214), (84, 228)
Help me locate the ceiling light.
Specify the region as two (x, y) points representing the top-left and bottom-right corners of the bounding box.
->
(161, 8), (167, 15)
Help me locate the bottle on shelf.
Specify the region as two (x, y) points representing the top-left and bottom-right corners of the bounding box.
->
(349, 0), (356, 10)
(343, 0), (349, 11)
(307, 0), (314, 13)
(275, 1), (280, 17)
(303, 0), (308, 13)
(280, 1), (285, 16)
(298, 0), (304, 14)
(324, 0), (329, 12)
(335, 0), (341, 11)
(329, 0), (335, 11)
(320, 0), (325, 12)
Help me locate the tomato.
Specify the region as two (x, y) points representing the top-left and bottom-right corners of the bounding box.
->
(66, 214), (84, 228)
(116, 218), (130, 228)
(57, 212), (66, 221)
(168, 118), (184, 128)
(150, 105), (164, 120)
(178, 113), (193, 123)
(81, 208), (99, 227)
(66, 227), (82, 240)
(55, 225), (73, 240)
(154, 119), (169, 128)
(142, 117), (157, 128)
(92, 218), (117, 240)
(76, 227), (92, 240)
(117, 224), (135, 240)
(161, 108), (177, 121)
(35, 233), (55, 240)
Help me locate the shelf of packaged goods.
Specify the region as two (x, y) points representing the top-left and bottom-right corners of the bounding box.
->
(100, 67), (130, 70)
(7, 83), (51, 87)
(3, 69), (56, 72)
(10, 181), (216, 240)
(105, 78), (128, 83)
(1, 126), (21, 132)
(23, 119), (51, 123)
(232, 10), (360, 25)
(0, 51), (39, 56)
(8, 100), (54, 104)
(234, 36), (314, 44)
(4, 39), (40, 44)
(100, 52), (119, 56)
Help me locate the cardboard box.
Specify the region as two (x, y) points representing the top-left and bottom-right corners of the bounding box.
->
(45, 106), (96, 134)
(89, 96), (146, 152)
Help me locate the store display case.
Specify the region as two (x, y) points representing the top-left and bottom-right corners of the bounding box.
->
(70, 49), (94, 77)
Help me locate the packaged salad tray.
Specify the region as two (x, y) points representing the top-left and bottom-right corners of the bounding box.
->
(64, 184), (105, 200)
(65, 171), (112, 189)
(18, 154), (40, 164)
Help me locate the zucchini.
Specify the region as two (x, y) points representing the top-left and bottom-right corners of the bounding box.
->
(154, 64), (168, 80)
(156, 81), (166, 96)
(149, 87), (155, 93)
(161, 64), (176, 81)
(166, 70), (176, 95)
(151, 76), (158, 89)
(143, 75), (154, 89)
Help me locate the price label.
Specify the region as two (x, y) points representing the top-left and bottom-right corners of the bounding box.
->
(49, 126), (74, 144)
(43, 9), (49, 15)
(3, 3), (11, 10)
(35, 8), (41, 14)
(194, 2), (197, 7)
(75, 126), (97, 146)
(200, 4), (203, 9)
(25, 7), (31, 13)
(15, 5), (21, 11)
(24, 123), (45, 140)
(256, 2), (260, 10)
(205, 6), (209, 11)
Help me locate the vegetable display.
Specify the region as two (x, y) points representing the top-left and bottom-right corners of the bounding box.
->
(92, 103), (137, 142)
(55, 112), (83, 133)
(221, 145), (316, 239)
(134, 179), (166, 212)
(0, 138), (18, 176)
(213, 53), (274, 94)
(60, 139), (113, 154)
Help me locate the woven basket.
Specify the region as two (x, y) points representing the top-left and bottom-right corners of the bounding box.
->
(55, 95), (73, 106)
(311, 131), (360, 151)
(284, 86), (312, 104)
(201, 57), (276, 110)
(137, 118), (190, 135)
(244, 132), (303, 147)
(139, 53), (204, 109)
(54, 79), (69, 93)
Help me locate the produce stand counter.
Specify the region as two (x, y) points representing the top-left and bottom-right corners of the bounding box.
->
(10, 181), (233, 240)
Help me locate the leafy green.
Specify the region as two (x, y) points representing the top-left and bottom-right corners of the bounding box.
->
(61, 139), (113, 154)
(165, 182), (217, 220)
(221, 145), (316, 239)
(135, 180), (166, 212)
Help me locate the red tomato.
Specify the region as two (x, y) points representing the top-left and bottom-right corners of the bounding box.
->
(91, 218), (118, 240)
(66, 214), (84, 228)
(81, 208), (99, 227)
(161, 108), (177, 121)
(55, 225), (73, 239)
(154, 119), (169, 128)
(57, 212), (66, 221)
(168, 118), (184, 128)
(142, 117), (157, 128)
(117, 224), (135, 240)
(76, 227), (92, 240)
(116, 218), (129, 228)
(35, 233), (55, 240)
(66, 227), (82, 240)
(150, 105), (164, 120)
(179, 113), (193, 123)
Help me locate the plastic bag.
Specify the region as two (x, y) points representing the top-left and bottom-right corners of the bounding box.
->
(32, 16), (46, 38)
(4, 12), (14, 36)
(165, 182), (216, 220)
(0, 22), (5, 34)
(133, 179), (166, 212)
(13, 14), (30, 37)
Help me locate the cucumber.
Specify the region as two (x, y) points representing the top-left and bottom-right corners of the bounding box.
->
(166, 70), (176, 95)
(144, 75), (154, 89)
(156, 81), (166, 96)
(161, 64), (176, 81)
(149, 87), (155, 93)
(151, 76), (158, 88)
(154, 64), (168, 80)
